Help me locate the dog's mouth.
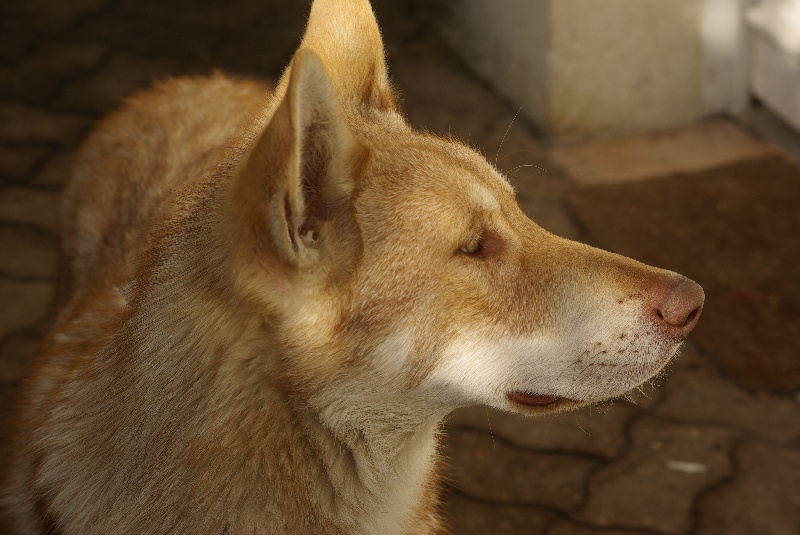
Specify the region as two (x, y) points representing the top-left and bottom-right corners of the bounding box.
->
(507, 391), (564, 408)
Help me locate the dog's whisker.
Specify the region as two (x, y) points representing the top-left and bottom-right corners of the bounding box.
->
(506, 164), (535, 177)
(545, 415), (556, 432)
(484, 407), (496, 452)
(494, 107), (523, 166)
(495, 149), (534, 165)
(576, 420), (590, 436)
(507, 163), (551, 180)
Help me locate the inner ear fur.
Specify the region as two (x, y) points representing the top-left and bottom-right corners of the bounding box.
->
(255, 49), (359, 267)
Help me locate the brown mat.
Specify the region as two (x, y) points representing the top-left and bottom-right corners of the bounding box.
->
(569, 155), (800, 394)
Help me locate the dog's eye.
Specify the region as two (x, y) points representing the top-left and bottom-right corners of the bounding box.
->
(458, 229), (502, 257)
(460, 240), (482, 255)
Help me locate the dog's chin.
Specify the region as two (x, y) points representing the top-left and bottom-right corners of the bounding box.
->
(506, 391), (584, 414)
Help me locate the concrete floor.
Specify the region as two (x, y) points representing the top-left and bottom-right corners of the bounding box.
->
(1, 1), (799, 533)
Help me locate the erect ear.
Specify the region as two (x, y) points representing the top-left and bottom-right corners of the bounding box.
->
(275, 0), (396, 111)
(251, 49), (360, 268)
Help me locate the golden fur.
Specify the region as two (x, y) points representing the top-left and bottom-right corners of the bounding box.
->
(3, 1), (703, 533)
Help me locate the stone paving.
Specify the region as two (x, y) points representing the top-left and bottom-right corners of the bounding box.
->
(1, 1), (799, 534)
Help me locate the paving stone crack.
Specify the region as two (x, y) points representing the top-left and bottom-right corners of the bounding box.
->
(684, 435), (745, 535)
(449, 423), (607, 462)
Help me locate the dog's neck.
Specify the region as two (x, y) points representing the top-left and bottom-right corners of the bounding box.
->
(144, 241), (446, 533)
(295, 385), (445, 534)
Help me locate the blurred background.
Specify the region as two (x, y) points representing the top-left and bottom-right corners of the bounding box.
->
(1, 0), (799, 533)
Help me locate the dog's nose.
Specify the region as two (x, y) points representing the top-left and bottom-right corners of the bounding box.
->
(652, 276), (704, 335)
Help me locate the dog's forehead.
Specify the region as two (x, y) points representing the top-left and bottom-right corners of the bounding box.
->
(417, 146), (512, 223)
(353, 135), (519, 255)
(361, 131), (513, 209)
(466, 181), (503, 213)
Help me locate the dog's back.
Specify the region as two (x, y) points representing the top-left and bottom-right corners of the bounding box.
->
(4, 74), (280, 534)
(59, 75), (268, 306)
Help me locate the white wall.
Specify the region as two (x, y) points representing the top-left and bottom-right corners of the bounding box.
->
(549, 0), (702, 139)
(429, 0), (750, 141)
(701, 0), (750, 116)
(429, 0), (550, 127)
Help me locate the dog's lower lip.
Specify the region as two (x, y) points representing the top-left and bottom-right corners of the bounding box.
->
(507, 391), (563, 407)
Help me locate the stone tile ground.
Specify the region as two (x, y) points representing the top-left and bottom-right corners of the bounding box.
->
(1, 1), (799, 534)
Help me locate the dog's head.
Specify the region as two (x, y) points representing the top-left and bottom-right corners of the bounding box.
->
(230, 0), (703, 418)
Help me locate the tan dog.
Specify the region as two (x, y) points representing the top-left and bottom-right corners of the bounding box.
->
(3, 0), (704, 533)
